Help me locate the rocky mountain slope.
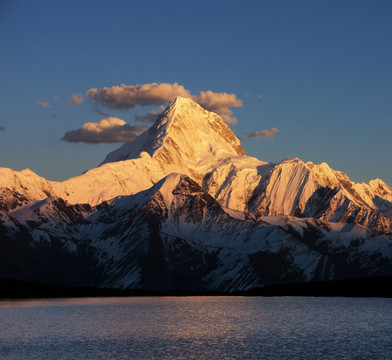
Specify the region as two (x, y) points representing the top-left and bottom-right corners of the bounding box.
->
(1, 97), (392, 291)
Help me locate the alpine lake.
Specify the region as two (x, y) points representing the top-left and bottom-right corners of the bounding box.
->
(1, 296), (392, 359)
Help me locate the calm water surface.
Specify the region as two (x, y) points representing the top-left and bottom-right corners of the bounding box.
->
(1, 296), (392, 359)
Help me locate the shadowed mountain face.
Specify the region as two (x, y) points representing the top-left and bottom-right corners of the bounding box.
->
(1, 98), (392, 291)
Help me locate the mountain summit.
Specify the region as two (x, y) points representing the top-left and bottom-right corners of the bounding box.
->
(101, 97), (245, 176)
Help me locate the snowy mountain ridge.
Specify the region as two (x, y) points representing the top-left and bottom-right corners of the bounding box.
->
(1, 97), (391, 226)
(1, 97), (392, 291)
(2, 172), (392, 291)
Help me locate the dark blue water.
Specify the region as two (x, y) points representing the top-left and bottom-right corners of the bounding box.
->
(1, 296), (392, 359)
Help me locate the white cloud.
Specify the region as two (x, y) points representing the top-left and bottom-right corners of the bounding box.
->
(248, 127), (279, 139)
(68, 93), (83, 105)
(62, 117), (148, 143)
(193, 91), (242, 124)
(86, 82), (242, 124)
(86, 82), (190, 110)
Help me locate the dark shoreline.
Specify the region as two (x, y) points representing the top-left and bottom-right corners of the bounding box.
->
(2, 276), (392, 299)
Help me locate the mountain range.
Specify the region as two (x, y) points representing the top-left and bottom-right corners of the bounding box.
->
(1, 97), (392, 291)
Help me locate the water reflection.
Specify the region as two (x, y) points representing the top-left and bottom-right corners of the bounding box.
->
(1, 297), (392, 359)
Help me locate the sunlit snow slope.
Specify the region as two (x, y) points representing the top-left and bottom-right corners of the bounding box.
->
(1, 97), (391, 232)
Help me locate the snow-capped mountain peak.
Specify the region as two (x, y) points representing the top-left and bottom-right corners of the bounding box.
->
(2, 95), (392, 292)
(1, 97), (391, 230)
(101, 97), (245, 169)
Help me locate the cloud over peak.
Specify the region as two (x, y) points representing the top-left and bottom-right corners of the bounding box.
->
(194, 91), (242, 124)
(87, 83), (190, 110)
(86, 82), (242, 124)
(248, 127), (279, 139)
(62, 117), (148, 144)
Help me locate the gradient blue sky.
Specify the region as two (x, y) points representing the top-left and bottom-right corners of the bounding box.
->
(1, 0), (391, 185)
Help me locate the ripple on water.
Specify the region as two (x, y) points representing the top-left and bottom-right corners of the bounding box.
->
(1, 296), (392, 360)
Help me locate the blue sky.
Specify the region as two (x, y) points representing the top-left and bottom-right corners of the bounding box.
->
(0, 0), (391, 185)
